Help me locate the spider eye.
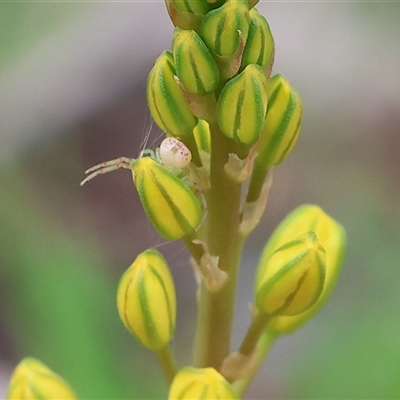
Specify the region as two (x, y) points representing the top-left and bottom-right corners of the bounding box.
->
(159, 137), (192, 168)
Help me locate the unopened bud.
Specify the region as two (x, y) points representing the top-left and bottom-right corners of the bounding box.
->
(81, 149), (203, 240)
(256, 74), (302, 170)
(173, 28), (220, 94)
(255, 232), (326, 316)
(147, 50), (198, 138)
(169, 367), (239, 400)
(217, 64), (268, 145)
(165, 0), (209, 30)
(262, 205), (347, 333)
(193, 119), (211, 154)
(117, 249), (176, 351)
(240, 8), (274, 73)
(7, 358), (77, 400)
(133, 157), (203, 240)
(200, 0), (250, 57)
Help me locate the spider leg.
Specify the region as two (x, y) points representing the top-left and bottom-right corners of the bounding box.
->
(139, 149), (156, 159)
(80, 157), (133, 186)
(155, 148), (162, 164)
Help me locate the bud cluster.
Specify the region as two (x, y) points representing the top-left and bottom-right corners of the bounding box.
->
(65, 2), (348, 399)
(142, 2), (344, 395)
(148, 0), (303, 169)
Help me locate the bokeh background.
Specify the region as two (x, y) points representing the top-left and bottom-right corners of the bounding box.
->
(1, 2), (400, 399)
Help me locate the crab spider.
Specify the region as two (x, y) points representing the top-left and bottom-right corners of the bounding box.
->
(143, 137), (192, 168)
(80, 137), (192, 186)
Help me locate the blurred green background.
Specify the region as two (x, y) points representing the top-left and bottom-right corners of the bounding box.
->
(1, 2), (399, 399)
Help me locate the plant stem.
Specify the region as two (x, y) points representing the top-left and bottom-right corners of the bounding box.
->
(193, 124), (244, 369)
(156, 344), (177, 385)
(238, 312), (271, 356)
(246, 163), (269, 203)
(233, 330), (277, 397)
(182, 232), (204, 265)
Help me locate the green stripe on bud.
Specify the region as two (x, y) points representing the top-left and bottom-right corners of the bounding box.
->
(7, 358), (77, 400)
(240, 8), (274, 73)
(255, 232), (326, 316)
(256, 74), (303, 169)
(147, 50), (198, 138)
(169, 367), (239, 400)
(217, 64), (268, 145)
(117, 249), (176, 351)
(165, 0), (209, 30)
(200, 0), (250, 57)
(193, 119), (211, 154)
(261, 204), (347, 333)
(173, 28), (220, 95)
(132, 157), (203, 240)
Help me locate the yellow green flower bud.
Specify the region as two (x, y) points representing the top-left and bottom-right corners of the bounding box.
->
(200, 0), (250, 57)
(193, 119), (211, 154)
(133, 157), (203, 240)
(240, 8), (274, 72)
(7, 358), (77, 400)
(217, 64), (268, 145)
(261, 204), (347, 333)
(256, 74), (302, 170)
(80, 149), (203, 239)
(172, 28), (220, 95)
(117, 249), (176, 351)
(255, 232), (326, 316)
(165, 0), (209, 30)
(147, 50), (198, 138)
(169, 367), (239, 400)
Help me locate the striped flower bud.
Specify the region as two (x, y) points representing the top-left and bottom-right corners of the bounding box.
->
(261, 205), (347, 333)
(172, 28), (220, 95)
(193, 119), (211, 154)
(165, 0), (209, 30)
(256, 74), (303, 170)
(255, 232), (326, 317)
(217, 64), (268, 145)
(7, 358), (77, 400)
(133, 157), (203, 241)
(117, 249), (176, 351)
(147, 50), (198, 138)
(240, 8), (274, 73)
(169, 367), (239, 400)
(200, 0), (250, 57)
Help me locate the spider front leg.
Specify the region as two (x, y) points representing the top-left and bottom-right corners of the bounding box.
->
(80, 157), (134, 186)
(139, 148), (157, 160)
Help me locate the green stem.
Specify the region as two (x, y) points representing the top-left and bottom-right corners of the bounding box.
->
(233, 330), (277, 397)
(193, 124), (244, 369)
(156, 344), (177, 385)
(246, 163), (269, 203)
(238, 312), (271, 356)
(182, 232), (204, 265)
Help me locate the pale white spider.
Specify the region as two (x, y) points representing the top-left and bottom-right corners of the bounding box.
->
(80, 137), (192, 186)
(145, 137), (192, 168)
